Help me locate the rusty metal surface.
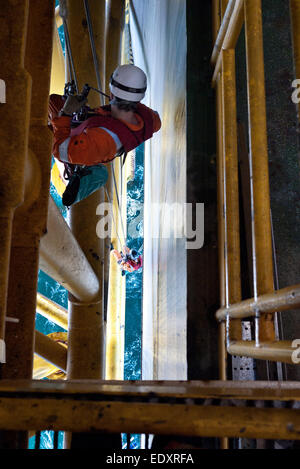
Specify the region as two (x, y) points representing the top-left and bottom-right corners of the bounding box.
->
(222, 49), (242, 342)
(0, 379), (300, 439)
(1, 379), (300, 400)
(244, 0), (275, 341)
(0, 397), (300, 440)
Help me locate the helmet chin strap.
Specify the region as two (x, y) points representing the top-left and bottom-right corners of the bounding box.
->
(109, 96), (118, 106)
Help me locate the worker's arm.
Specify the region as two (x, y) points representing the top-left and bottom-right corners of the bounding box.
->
(51, 116), (118, 165)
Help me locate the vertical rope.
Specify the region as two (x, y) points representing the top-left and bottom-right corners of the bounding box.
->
(59, 0), (79, 92)
(83, 0), (105, 105)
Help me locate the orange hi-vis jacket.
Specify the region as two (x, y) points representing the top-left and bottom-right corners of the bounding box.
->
(50, 100), (161, 166)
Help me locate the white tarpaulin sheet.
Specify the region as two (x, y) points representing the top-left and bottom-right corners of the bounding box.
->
(130, 0), (187, 380)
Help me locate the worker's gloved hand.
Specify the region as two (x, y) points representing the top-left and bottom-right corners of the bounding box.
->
(60, 94), (87, 116)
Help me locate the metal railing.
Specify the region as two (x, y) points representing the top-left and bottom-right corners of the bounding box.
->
(212, 0), (300, 368)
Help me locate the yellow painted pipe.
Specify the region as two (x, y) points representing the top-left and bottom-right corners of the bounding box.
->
(50, 23), (65, 95)
(220, 0), (244, 50)
(1, 4), (55, 450)
(221, 49), (242, 342)
(66, 0), (106, 98)
(65, 0), (106, 383)
(36, 293), (68, 330)
(50, 160), (66, 197)
(212, 0), (221, 43)
(216, 283), (300, 321)
(228, 340), (298, 365)
(104, 0), (126, 380)
(106, 159), (126, 380)
(212, 0), (244, 87)
(214, 26), (239, 453)
(0, 0), (32, 360)
(216, 75), (228, 382)
(221, 0), (230, 18)
(33, 331), (67, 380)
(103, 1), (125, 338)
(211, 0), (236, 65)
(106, 253), (126, 380)
(105, 0), (125, 93)
(290, 0), (300, 121)
(103, 0), (126, 299)
(35, 331), (67, 372)
(244, 0), (275, 342)
(2, 0), (55, 380)
(48, 6), (102, 306)
(55, 5), (63, 28)
(33, 355), (60, 380)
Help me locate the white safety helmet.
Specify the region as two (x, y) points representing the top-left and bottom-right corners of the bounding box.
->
(109, 64), (147, 102)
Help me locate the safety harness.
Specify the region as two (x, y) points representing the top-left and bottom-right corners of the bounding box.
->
(60, 99), (154, 207)
(70, 103), (154, 152)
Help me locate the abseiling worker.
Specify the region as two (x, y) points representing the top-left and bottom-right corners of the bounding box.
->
(112, 246), (143, 276)
(48, 64), (161, 206)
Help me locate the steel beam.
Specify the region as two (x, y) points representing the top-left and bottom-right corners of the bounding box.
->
(0, 399), (299, 440)
(1, 379), (300, 400)
(0, 380), (300, 439)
